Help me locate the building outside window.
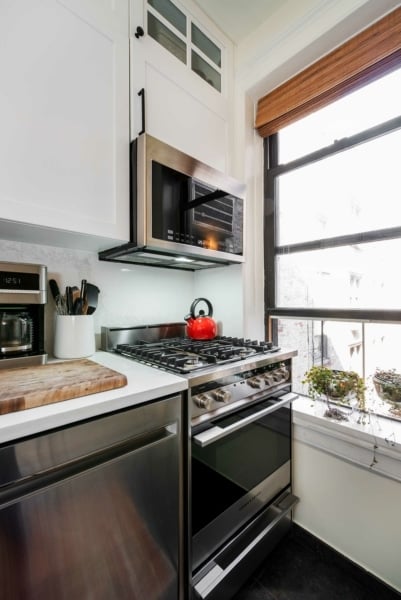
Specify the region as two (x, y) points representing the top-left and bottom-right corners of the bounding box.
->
(265, 64), (401, 423)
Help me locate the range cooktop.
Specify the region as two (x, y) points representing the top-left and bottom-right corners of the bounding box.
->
(113, 336), (281, 374)
(101, 323), (282, 376)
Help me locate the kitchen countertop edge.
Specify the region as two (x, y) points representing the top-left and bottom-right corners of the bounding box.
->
(0, 351), (188, 444)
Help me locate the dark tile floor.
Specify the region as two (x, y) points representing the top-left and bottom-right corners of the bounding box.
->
(232, 524), (401, 600)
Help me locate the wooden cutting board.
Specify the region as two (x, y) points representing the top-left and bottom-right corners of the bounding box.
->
(0, 359), (128, 415)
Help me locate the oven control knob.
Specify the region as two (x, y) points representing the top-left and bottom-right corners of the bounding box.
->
(263, 374), (274, 387)
(272, 370), (284, 382)
(278, 366), (290, 381)
(212, 388), (231, 403)
(193, 394), (212, 409)
(248, 377), (262, 389)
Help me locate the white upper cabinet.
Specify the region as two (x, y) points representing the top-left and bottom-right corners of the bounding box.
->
(0, 0), (130, 242)
(130, 0), (234, 173)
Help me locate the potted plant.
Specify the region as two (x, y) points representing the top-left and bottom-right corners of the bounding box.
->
(302, 365), (366, 421)
(373, 368), (401, 405)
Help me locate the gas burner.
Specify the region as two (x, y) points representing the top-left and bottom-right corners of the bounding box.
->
(237, 347), (256, 358)
(114, 343), (214, 373)
(217, 336), (278, 353)
(113, 333), (281, 374)
(185, 356), (200, 366)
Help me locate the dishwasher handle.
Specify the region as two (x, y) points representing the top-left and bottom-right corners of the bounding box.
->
(0, 423), (177, 508)
(192, 392), (297, 447)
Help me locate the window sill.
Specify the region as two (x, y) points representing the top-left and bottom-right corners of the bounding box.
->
(292, 396), (401, 483)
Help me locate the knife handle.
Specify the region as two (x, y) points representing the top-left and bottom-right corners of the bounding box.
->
(49, 279), (61, 302)
(66, 287), (73, 315)
(73, 298), (83, 315)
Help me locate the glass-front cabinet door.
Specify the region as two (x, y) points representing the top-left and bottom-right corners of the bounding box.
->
(146, 0), (222, 92)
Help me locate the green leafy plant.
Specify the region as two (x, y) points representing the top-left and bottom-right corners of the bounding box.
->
(302, 366), (366, 421)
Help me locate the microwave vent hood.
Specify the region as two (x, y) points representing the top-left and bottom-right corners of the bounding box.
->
(98, 134), (246, 271)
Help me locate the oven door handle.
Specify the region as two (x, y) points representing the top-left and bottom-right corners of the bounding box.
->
(193, 491), (299, 599)
(192, 392), (298, 447)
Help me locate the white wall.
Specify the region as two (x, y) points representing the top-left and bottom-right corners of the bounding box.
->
(0, 239), (194, 357)
(237, 0), (401, 101)
(293, 440), (401, 591)
(194, 264), (244, 337)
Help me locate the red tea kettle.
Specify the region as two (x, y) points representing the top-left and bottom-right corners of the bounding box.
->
(185, 298), (217, 340)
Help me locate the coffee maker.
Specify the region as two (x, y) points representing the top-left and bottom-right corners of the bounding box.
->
(0, 261), (47, 369)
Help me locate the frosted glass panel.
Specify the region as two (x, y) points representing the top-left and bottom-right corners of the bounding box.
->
(191, 23), (221, 67)
(191, 51), (221, 92)
(148, 13), (186, 64)
(148, 0), (186, 35)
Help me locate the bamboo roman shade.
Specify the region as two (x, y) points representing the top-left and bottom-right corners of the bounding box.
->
(255, 6), (401, 137)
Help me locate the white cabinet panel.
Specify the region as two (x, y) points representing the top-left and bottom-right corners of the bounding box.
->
(146, 65), (227, 171)
(130, 0), (233, 173)
(0, 0), (129, 241)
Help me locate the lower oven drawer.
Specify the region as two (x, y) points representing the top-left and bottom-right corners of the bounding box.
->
(192, 489), (299, 600)
(191, 392), (295, 572)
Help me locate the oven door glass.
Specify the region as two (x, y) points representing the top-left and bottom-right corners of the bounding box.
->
(191, 395), (292, 570)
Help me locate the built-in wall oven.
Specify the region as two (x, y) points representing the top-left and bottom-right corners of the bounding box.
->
(101, 324), (299, 600)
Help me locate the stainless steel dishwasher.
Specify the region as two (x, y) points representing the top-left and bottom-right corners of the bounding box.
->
(0, 394), (184, 599)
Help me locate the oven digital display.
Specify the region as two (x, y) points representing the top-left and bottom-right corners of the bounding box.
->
(0, 272), (39, 290)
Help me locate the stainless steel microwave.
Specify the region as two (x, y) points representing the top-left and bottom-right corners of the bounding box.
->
(99, 134), (246, 271)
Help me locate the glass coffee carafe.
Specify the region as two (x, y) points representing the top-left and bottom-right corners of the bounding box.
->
(0, 312), (33, 354)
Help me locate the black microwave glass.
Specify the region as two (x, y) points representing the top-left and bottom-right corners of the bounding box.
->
(152, 161), (243, 255)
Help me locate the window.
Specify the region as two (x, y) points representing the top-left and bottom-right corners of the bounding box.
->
(146, 0), (222, 92)
(265, 64), (401, 423)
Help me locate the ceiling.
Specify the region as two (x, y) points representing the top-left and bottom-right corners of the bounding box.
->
(192, 0), (283, 43)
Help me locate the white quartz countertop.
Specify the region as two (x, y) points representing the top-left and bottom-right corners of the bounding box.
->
(0, 351), (188, 444)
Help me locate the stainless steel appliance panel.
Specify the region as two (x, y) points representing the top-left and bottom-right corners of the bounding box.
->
(192, 489), (299, 600)
(0, 395), (183, 599)
(191, 392), (294, 573)
(0, 261), (47, 368)
(98, 134), (246, 270)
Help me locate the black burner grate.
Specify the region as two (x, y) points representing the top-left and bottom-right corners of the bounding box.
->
(114, 336), (280, 374)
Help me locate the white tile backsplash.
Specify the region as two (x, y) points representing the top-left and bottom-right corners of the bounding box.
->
(0, 239), (243, 357)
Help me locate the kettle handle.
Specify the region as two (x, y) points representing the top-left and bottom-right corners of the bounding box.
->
(190, 298), (213, 319)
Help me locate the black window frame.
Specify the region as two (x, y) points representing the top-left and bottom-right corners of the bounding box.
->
(264, 111), (401, 344)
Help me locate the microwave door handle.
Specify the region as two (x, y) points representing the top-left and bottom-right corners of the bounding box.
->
(183, 189), (228, 210)
(192, 392), (298, 448)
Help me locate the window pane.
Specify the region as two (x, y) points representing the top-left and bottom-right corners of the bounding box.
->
(191, 51), (221, 91)
(279, 66), (401, 163)
(277, 317), (401, 422)
(277, 238), (401, 310)
(275, 318), (315, 394)
(148, 13), (186, 64)
(148, 0), (186, 35)
(277, 318), (363, 395)
(277, 127), (401, 246)
(191, 23), (221, 67)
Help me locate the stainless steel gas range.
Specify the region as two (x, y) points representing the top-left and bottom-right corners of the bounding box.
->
(101, 323), (299, 600)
